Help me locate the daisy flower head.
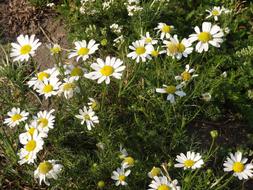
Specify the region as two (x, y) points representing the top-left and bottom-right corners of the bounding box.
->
(64, 64), (86, 81)
(189, 22), (224, 53)
(18, 130), (44, 165)
(88, 98), (99, 110)
(155, 23), (174, 39)
(4, 107), (29, 128)
(27, 67), (59, 90)
(223, 151), (253, 180)
(175, 151), (204, 170)
(111, 166), (131, 186)
(34, 160), (63, 186)
(206, 6), (223, 21)
(156, 84), (186, 104)
(149, 45), (164, 58)
(68, 39), (99, 62)
(148, 176), (180, 190)
(10, 34), (41, 62)
(59, 77), (80, 99)
(141, 32), (158, 45)
(49, 43), (61, 55)
(35, 109), (55, 133)
(127, 40), (153, 63)
(148, 167), (161, 178)
(19, 120), (47, 144)
(119, 144), (128, 159)
(36, 78), (61, 99)
(75, 106), (99, 130)
(163, 35), (193, 59)
(84, 56), (126, 84)
(175, 64), (198, 85)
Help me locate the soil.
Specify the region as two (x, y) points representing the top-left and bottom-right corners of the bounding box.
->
(0, 0), (68, 68)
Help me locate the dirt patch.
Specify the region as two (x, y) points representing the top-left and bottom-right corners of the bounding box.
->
(0, 0), (69, 68)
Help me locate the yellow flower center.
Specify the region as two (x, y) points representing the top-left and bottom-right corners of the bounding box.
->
(43, 84), (53, 93)
(38, 118), (48, 128)
(39, 161), (53, 174)
(161, 25), (171, 33)
(51, 46), (61, 54)
(84, 114), (91, 120)
(150, 167), (160, 177)
(135, 47), (146, 55)
(184, 159), (195, 167)
(158, 185), (170, 190)
(165, 85), (176, 94)
(71, 67), (83, 77)
(232, 162), (245, 173)
(145, 37), (152, 43)
(167, 43), (178, 54)
(181, 71), (191, 81)
(100, 65), (114, 76)
(37, 72), (50, 81)
(91, 102), (97, 109)
(123, 156), (135, 166)
(212, 9), (220, 16)
(119, 175), (126, 182)
(151, 50), (159, 57)
(198, 32), (212, 43)
(63, 83), (75, 91)
(25, 140), (36, 152)
(177, 43), (186, 53)
(28, 127), (35, 135)
(20, 44), (32, 55)
(78, 47), (89, 56)
(11, 114), (22, 122)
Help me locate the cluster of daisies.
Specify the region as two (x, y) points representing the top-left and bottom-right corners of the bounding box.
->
(126, 6), (229, 104)
(6, 3), (251, 188)
(4, 107), (62, 186)
(110, 150), (253, 189)
(10, 33), (126, 100)
(111, 146), (135, 186)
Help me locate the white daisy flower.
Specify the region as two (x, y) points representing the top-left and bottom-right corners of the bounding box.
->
(18, 130), (44, 165)
(27, 67), (59, 90)
(175, 64), (198, 85)
(163, 35), (193, 59)
(34, 160), (63, 186)
(10, 34), (41, 62)
(156, 84), (186, 103)
(111, 166), (131, 186)
(155, 23), (174, 39)
(36, 78), (61, 99)
(223, 151), (253, 180)
(84, 56), (126, 84)
(148, 176), (180, 190)
(127, 40), (153, 63)
(141, 32), (158, 45)
(68, 39), (99, 61)
(189, 22), (224, 53)
(174, 151), (204, 170)
(4, 107), (29, 128)
(119, 144), (128, 159)
(34, 109), (55, 133)
(206, 6), (223, 21)
(148, 167), (161, 178)
(75, 106), (99, 130)
(202, 92), (212, 102)
(149, 45), (164, 58)
(19, 120), (47, 144)
(64, 64), (86, 81)
(59, 77), (80, 99)
(88, 98), (99, 110)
